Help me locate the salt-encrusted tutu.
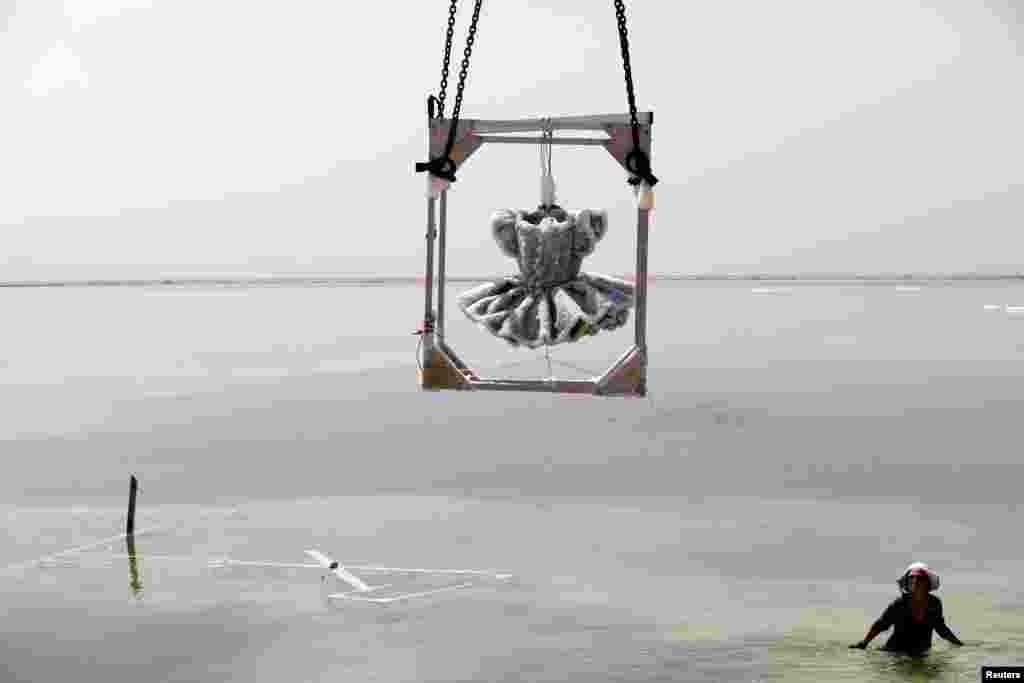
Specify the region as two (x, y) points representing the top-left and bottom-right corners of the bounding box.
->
(456, 206), (634, 348)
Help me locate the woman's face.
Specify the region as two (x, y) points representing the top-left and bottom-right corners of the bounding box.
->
(908, 574), (929, 596)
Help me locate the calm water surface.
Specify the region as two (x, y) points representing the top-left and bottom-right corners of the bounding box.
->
(2, 281), (1022, 682)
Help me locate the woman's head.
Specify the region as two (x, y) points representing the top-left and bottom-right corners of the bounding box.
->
(899, 562), (940, 594)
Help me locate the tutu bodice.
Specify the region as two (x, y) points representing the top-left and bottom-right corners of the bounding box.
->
(511, 208), (584, 289)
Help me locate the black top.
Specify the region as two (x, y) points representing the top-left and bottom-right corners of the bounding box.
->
(874, 594), (962, 654)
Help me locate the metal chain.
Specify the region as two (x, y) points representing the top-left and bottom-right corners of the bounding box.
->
(435, 0), (459, 118)
(614, 0), (658, 187)
(614, 0), (640, 147)
(418, 0), (483, 181)
(448, 0), (483, 124)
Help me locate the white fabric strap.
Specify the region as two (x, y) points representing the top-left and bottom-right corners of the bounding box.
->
(539, 123), (556, 207)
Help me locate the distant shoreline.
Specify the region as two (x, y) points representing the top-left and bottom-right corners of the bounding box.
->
(2, 274), (1023, 288)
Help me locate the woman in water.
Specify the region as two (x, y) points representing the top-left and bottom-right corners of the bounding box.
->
(850, 562), (964, 654)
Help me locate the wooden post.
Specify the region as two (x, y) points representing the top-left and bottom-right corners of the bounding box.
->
(127, 475), (138, 536)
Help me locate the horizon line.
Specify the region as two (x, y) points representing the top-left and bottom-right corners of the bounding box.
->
(2, 272), (1023, 288)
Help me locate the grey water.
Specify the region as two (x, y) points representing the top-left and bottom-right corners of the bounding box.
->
(2, 280), (1023, 682)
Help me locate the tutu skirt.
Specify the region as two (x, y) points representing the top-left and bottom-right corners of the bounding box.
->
(456, 273), (634, 348)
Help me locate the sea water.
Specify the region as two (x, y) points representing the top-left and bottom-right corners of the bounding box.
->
(1, 280), (1023, 682)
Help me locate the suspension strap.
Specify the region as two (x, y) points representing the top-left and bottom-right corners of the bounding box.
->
(416, 0), (484, 183)
(614, 0), (658, 188)
(539, 123), (557, 210)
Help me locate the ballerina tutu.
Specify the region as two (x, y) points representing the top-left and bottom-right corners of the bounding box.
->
(456, 206), (634, 348)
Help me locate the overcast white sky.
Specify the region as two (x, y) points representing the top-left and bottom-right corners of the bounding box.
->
(1, 0), (1021, 279)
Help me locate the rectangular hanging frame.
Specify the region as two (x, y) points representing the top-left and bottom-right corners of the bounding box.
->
(418, 112), (652, 397)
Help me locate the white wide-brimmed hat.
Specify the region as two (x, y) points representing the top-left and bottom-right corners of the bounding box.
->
(898, 562), (940, 592)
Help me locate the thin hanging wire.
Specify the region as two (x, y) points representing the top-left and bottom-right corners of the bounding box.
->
(485, 346), (601, 379)
(540, 127), (553, 177)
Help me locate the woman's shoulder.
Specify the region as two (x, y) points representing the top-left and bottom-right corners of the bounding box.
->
(882, 594), (908, 613)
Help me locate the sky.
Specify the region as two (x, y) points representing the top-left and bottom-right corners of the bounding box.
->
(0, 0), (1021, 280)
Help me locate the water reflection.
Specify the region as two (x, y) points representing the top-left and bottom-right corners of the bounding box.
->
(125, 534), (142, 597)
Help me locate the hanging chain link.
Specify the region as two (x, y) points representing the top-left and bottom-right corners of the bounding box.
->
(418, 0), (483, 181)
(448, 0), (482, 124)
(433, 0), (482, 121)
(435, 0), (459, 119)
(614, 0), (658, 187)
(614, 0), (640, 144)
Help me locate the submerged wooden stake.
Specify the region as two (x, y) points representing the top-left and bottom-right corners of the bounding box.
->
(127, 475), (138, 536)
(126, 533), (142, 596)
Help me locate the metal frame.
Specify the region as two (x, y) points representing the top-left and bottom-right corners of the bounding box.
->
(419, 112), (653, 397)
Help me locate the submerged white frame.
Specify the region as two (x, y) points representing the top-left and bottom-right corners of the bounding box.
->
(20, 538), (512, 608)
(419, 112), (653, 397)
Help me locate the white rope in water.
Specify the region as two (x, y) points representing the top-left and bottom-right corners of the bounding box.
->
(330, 581), (478, 604)
(30, 551), (513, 581)
(2, 527), (164, 574)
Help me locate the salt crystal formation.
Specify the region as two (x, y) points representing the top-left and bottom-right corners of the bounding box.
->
(456, 206), (634, 348)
